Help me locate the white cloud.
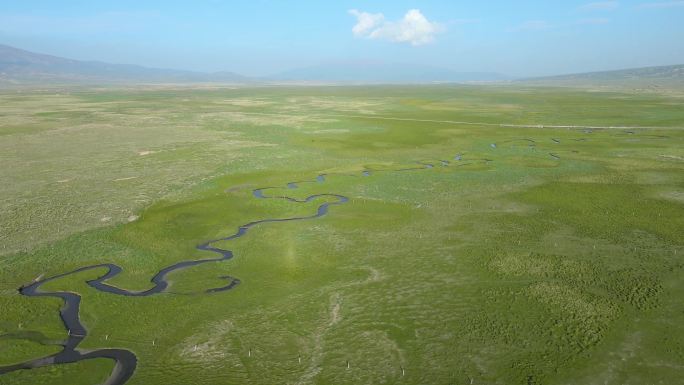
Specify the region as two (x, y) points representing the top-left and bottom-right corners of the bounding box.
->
(348, 9), (384, 37)
(636, 1), (684, 8)
(579, 1), (620, 11)
(348, 9), (444, 46)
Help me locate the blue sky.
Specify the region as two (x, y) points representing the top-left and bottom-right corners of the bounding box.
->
(1, 0), (683, 77)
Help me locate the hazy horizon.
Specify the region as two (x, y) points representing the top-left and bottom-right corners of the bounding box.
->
(1, 0), (684, 78)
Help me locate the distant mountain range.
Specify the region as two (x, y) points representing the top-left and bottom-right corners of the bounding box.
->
(1, 43), (682, 86)
(0, 44), (506, 85)
(269, 62), (508, 83)
(522, 64), (684, 87)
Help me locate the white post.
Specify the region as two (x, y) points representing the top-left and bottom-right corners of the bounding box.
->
(105, 334), (109, 340)
(248, 349), (251, 357)
(346, 360), (350, 369)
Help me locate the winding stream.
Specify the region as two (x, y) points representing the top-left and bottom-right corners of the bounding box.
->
(0, 162), (438, 385)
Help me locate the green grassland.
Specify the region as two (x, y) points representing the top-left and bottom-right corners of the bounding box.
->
(0, 85), (683, 385)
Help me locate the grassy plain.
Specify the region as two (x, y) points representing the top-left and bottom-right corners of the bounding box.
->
(0, 85), (683, 385)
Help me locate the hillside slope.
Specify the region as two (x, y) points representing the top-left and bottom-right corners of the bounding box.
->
(522, 64), (684, 88)
(0, 44), (249, 84)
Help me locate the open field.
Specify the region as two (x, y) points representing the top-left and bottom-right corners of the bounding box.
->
(0, 85), (683, 385)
